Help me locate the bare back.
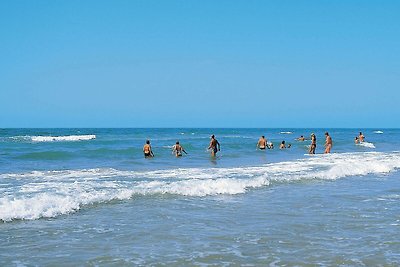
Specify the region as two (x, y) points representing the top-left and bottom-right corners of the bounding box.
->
(258, 138), (267, 149)
(143, 144), (151, 153)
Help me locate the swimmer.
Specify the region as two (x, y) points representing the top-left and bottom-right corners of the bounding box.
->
(268, 142), (274, 149)
(280, 141), (286, 149)
(257, 135), (267, 150)
(354, 137), (359, 144)
(208, 135), (220, 156)
(359, 132), (365, 142)
(172, 141), (187, 157)
(309, 133), (316, 154)
(287, 144), (292, 148)
(295, 135), (306, 141)
(143, 140), (154, 158)
(324, 132), (332, 154)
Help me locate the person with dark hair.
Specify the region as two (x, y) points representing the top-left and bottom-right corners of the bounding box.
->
(208, 135), (220, 156)
(324, 132), (332, 153)
(143, 140), (154, 158)
(257, 135), (267, 150)
(355, 136), (359, 144)
(172, 141), (187, 157)
(309, 133), (316, 154)
(280, 140), (286, 149)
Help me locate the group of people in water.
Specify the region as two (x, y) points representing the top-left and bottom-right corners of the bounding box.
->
(257, 132), (332, 154)
(141, 131), (357, 158)
(143, 134), (220, 158)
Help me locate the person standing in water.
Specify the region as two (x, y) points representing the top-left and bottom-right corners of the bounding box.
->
(257, 135), (267, 150)
(359, 132), (365, 142)
(143, 140), (154, 158)
(309, 133), (316, 154)
(172, 141), (187, 157)
(324, 132), (332, 153)
(208, 135), (220, 156)
(355, 136), (359, 144)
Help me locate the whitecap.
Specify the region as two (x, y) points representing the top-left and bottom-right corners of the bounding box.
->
(1, 151), (400, 221)
(30, 135), (96, 142)
(357, 142), (376, 149)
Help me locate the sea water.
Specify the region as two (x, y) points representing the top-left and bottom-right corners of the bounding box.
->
(1, 128), (399, 266)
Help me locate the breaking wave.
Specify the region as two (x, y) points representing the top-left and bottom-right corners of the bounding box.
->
(31, 135), (96, 142)
(357, 142), (376, 149)
(1, 151), (400, 221)
(3, 135), (96, 142)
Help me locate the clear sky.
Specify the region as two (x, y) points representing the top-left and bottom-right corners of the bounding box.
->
(1, 0), (399, 128)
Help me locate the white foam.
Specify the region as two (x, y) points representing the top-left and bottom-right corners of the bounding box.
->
(280, 131), (293, 134)
(373, 131), (384, 134)
(357, 142), (376, 148)
(30, 135), (96, 142)
(2, 135), (96, 143)
(1, 151), (400, 221)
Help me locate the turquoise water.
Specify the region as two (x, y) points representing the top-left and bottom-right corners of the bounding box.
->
(1, 128), (400, 265)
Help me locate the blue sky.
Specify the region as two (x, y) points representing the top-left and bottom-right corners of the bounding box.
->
(1, 0), (399, 128)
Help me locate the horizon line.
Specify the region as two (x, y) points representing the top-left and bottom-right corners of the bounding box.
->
(0, 127), (396, 129)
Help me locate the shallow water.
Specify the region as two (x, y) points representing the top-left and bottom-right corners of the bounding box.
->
(1, 128), (399, 265)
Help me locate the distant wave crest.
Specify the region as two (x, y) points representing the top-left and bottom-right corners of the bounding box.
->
(3, 135), (96, 142)
(1, 151), (400, 221)
(31, 135), (96, 142)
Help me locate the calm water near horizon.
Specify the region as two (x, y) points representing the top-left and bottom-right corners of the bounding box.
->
(1, 128), (399, 266)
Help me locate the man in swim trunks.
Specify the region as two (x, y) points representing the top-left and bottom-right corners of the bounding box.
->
(257, 136), (267, 150)
(324, 132), (332, 154)
(359, 132), (365, 142)
(208, 135), (220, 156)
(143, 140), (154, 158)
(172, 141), (187, 157)
(309, 133), (316, 154)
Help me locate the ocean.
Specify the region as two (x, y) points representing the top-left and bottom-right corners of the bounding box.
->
(1, 128), (399, 266)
